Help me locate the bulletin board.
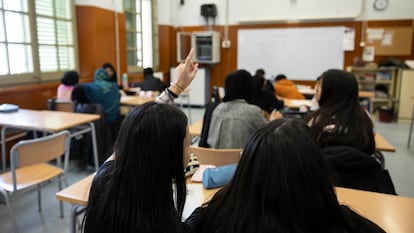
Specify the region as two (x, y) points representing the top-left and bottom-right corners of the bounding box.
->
(237, 27), (345, 81)
(365, 27), (413, 55)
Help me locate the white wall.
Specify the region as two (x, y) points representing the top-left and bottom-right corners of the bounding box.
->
(159, 0), (414, 26)
(75, 0), (123, 12)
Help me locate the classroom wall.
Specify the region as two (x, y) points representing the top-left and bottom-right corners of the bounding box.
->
(0, 0), (413, 110)
(159, 0), (414, 25)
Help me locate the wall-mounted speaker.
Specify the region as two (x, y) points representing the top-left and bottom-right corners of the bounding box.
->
(201, 4), (217, 18)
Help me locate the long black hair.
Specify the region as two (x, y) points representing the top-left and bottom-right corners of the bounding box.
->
(83, 102), (188, 233)
(192, 119), (382, 233)
(306, 69), (375, 155)
(222, 69), (252, 102)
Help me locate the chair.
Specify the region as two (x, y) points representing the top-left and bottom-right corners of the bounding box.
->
(48, 98), (74, 112)
(408, 103), (414, 148)
(189, 146), (242, 166)
(0, 130), (70, 233)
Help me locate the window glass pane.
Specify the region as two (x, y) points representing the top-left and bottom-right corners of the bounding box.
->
(58, 46), (75, 70)
(142, 0), (152, 67)
(137, 50), (142, 67)
(0, 44), (8, 75)
(37, 17), (56, 44)
(135, 1), (141, 13)
(135, 14), (141, 32)
(57, 20), (72, 45)
(35, 0), (54, 17)
(125, 0), (133, 10)
(136, 33), (142, 49)
(5, 11), (30, 43)
(3, 0), (28, 12)
(0, 12), (4, 42)
(39, 45), (57, 71)
(55, 0), (71, 19)
(9, 44), (32, 74)
(125, 12), (134, 30)
(126, 32), (136, 47)
(127, 50), (136, 66)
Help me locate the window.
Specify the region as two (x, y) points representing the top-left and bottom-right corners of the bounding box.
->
(0, 0), (77, 86)
(124, 0), (158, 72)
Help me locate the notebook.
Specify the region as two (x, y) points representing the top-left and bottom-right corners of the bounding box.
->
(0, 104), (19, 113)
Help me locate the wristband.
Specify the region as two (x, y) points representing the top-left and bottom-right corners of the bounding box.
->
(167, 88), (179, 98)
(170, 82), (185, 92)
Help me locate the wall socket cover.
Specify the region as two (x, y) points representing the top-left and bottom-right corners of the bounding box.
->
(222, 40), (231, 48)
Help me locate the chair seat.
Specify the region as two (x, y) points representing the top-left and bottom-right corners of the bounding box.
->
(0, 163), (63, 192)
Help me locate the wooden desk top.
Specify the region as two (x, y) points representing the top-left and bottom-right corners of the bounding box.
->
(56, 174), (94, 205)
(120, 96), (155, 106)
(375, 133), (396, 152)
(188, 118), (395, 153)
(57, 174), (414, 233)
(284, 99), (313, 109)
(297, 89), (376, 99)
(0, 109), (100, 132)
(189, 119), (203, 137)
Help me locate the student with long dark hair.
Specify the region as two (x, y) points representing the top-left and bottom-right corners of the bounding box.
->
(306, 69), (375, 155)
(306, 69), (396, 194)
(83, 49), (198, 233)
(191, 119), (385, 233)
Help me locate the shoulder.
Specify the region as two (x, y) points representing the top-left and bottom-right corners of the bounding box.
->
(340, 205), (386, 233)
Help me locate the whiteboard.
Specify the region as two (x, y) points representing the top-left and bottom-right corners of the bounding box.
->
(237, 27), (345, 80)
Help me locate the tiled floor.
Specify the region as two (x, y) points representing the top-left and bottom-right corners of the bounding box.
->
(1, 107), (413, 233)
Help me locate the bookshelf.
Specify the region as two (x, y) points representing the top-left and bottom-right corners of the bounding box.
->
(349, 67), (400, 114)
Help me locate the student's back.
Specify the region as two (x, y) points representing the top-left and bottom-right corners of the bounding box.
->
(207, 70), (267, 149)
(191, 119), (385, 233)
(273, 74), (305, 99)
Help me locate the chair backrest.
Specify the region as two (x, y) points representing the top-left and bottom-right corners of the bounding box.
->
(189, 146), (242, 166)
(10, 130), (70, 169)
(48, 98), (74, 112)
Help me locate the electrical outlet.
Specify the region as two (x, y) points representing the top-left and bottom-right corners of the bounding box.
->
(222, 40), (231, 48)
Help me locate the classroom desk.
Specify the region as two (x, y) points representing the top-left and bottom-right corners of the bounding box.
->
(0, 109), (100, 172)
(284, 99), (313, 109)
(56, 174), (414, 233)
(297, 89), (376, 99)
(188, 118), (395, 153)
(189, 119), (203, 137)
(120, 95), (155, 106)
(375, 133), (396, 152)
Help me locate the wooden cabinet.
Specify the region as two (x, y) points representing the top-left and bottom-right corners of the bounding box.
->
(349, 67), (400, 113)
(397, 70), (414, 120)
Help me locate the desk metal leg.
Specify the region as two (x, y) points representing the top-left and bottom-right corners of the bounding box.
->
(408, 106), (414, 148)
(1, 127), (8, 172)
(89, 122), (99, 170)
(70, 205), (86, 233)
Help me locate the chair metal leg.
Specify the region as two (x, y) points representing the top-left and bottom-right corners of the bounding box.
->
(0, 189), (19, 233)
(58, 175), (64, 218)
(408, 106), (414, 148)
(70, 205), (86, 233)
(37, 184), (42, 213)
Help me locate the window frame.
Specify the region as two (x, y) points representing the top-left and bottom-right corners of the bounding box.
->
(124, 0), (158, 73)
(0, 0), (78, 86)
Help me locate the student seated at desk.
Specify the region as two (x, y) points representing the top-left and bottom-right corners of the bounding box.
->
(250, 74), (284, 116)
(206, 69), (281, 149)
(57, 70), (79, 101)
(83, 49), (198, 233)
(188, 119), (385, 233)
(131, 67), (167, 93)
(273, 74), (305, 100)
(306, 69), (375, 155)
(306, 69), (396, 194)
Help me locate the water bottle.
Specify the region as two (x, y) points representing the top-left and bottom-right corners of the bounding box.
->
(122, 73), (129, 90)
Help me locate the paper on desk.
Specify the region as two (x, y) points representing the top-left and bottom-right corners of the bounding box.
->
(290, 100), (312, 107)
